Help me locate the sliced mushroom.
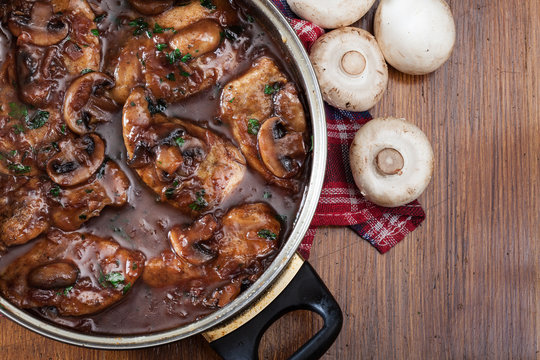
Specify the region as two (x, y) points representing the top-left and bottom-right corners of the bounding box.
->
(63, 72), (117, 135)
(258, 117), (307, 179)
(349, 117), (434, 207)
(128, 0), (174, 15)
(28, 262), (79, 289)
(46, 133), (106, 186)
(8, 2), (69, 46)
(169, 214), (219, 266)
(169, 19), (222, 59)
(310, 27), (388, 112)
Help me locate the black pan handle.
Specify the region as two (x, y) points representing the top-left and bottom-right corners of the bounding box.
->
(208, 260), (343, 360)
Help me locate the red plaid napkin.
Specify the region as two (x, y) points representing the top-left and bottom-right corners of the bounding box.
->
(270, 0), (426, 258)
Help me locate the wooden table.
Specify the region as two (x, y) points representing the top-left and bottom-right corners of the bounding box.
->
(1, 0), (538, 358)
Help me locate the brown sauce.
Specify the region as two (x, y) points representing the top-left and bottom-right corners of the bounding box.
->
(0, 0), (311, 335)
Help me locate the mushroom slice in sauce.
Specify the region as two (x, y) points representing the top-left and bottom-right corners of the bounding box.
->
(169, 214), (219, 266)
(63, 72), (117, 135)
(0, 177), (50, 250)
(144, 203), (280, 308)
(0, 231), (145, 316)
(122, 87), (246, 216)
(46, 133), (106, 186)
(10, 0), (100, 108)
(220, 57), (308, 190)
(258, 117), (307, 179)
(8, 1), (69, 46)
(50, 160), (130, 231)
(128, 0), (173, 15)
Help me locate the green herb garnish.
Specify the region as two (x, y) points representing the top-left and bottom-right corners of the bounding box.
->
(80, 68), (95, 75)
(264, 83), (281, 95)
(7, 163), (31, 174)
(91, 29), (100, 37)
(50, 186), (61, 197)
(188, 190), (207, 211)
(166, 72), (176, 81)
(26, 110), (49, 129)
(247, 118), (260, 135)
(156, 43), (168, 51)
(257, 229), (277, 240)
(200, 0), (216, 10)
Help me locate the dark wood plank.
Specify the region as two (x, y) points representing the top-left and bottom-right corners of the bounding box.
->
(1, 0), (538, 358)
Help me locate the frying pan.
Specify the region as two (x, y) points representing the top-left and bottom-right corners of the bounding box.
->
(0, 1), (342, 358)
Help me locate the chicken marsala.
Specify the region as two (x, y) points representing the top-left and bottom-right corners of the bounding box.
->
(0, 0), (311, 335)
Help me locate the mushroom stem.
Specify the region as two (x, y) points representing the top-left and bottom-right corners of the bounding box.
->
(340, 51), (367, 76)
(376, 148), (404, 175)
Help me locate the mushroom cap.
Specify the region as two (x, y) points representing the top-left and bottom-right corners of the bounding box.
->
(8, 2), (69, 46)
(374, 0), (456, 75)
(310, 27), (388, 112)
(287, 0), (376, 29)
(349, 117), (434, 207)
(63, 72), (116, 135)
(128, 0), (173, 15)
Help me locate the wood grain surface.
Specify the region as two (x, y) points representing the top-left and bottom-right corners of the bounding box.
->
(1, 0), (538, 359)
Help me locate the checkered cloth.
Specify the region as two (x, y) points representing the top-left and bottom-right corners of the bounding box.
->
(269, 0), (426, 257)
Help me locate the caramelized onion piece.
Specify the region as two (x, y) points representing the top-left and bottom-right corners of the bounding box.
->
(8, 2), (69, 46)
(46, 133), (105, 186)
(63, 72), (117, 135)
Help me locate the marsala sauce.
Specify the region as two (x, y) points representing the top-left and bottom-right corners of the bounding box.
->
(0, 0), (312, 334)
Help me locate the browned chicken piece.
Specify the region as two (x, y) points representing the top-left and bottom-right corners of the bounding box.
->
(0, 51), (64, 177)
(0, 177), (50, 250)
(123, 87), (246, 216)
(219, 57), (308, 190)
(0, 231), (145, 316)
(50, 161), (130, 231)
(108, 0), (240, 104)
(144, 203), (280, 308)
(9, 0), (100, 108)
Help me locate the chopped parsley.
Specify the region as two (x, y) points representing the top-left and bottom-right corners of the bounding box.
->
(166, 48), (182, 64)
(85, 189), (93, 194)
(94, 14), (106, 23)
(263, 191), (272, 199)
(80, 68), (95, 75)
(257, 229), (277, 241)
(90, 28), (100, 37)
(180, 53), (192, 63)
(63, 286), (74, 295)
(8, 163), (31, 174)
(26, 110), (49, 129)
(156, 43), (168, 51)
(175, 137), (185, 146)
(50, 186), (61, 197)
(129, 17), (150, 37)
(247, 118), (260, 135)
(12, 124), (25, 135)
(60, 124), (67, 135)
(122, 282), (132, 295)
(188, 190), (207, 211)
(275, 214), (288, 223)
(264, 83), (281, 95)
(153, 23), (175, 34)
(166, 72), (176, 81)
(200, 0), (216, 10)
(79, 214), (87, 220)
(104, 272), (125, 288)
(247, 15), (255, 23)
(165, 180), (179, 199)
(8, 102), (28, 119)
(181, 71), (191, 77)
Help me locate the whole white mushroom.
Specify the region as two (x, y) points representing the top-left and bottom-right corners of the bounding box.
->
(310, 27), (388, 112)
(374, 0), (456, 75)
(286, 0), (376, 29)
(349, 117), (434, 207)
